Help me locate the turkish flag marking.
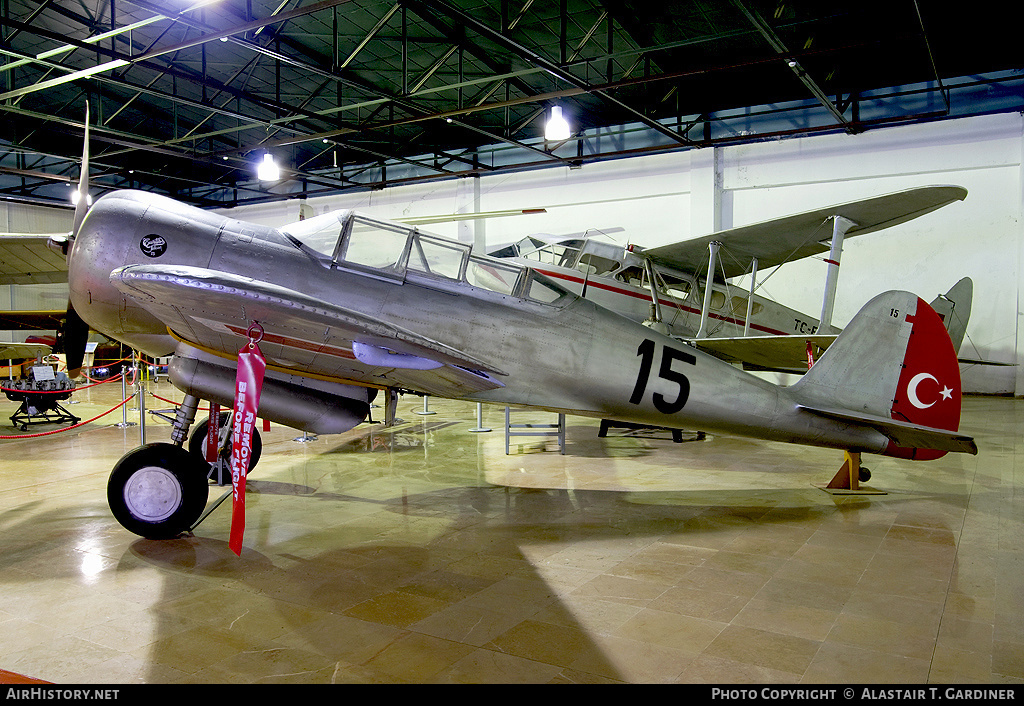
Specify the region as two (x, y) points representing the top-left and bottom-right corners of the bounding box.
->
(229, 340), (266, 556)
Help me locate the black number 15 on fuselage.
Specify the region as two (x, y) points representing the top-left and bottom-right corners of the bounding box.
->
(629, 338), (697, 414)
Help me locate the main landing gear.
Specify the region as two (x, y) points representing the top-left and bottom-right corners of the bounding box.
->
(106, 395), (262, 539)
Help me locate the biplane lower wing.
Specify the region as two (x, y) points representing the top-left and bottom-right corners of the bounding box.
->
(0, 342), (51, 361)
(691, 333), (837, 372)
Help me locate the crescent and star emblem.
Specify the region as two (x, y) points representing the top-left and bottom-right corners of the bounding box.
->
(907, 372), (954, 409)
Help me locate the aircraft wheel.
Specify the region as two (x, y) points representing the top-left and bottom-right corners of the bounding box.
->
(859, 466), (872, 483)
(187, 412), (262, 471)
(108, 443), (210, 539)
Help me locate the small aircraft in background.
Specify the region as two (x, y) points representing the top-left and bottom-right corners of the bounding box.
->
(0, 340), (52, 369)
(486, 185), (970, 372)
(0, 311), (64, 374)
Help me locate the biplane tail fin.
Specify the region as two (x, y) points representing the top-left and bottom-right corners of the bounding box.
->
(792, 290), (974, 459)
(930, 277), (973, 354)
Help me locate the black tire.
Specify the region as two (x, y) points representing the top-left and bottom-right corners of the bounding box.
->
(859, 466), (872, 483)
(187, 412), (262, 471)
(107, 443), (210, 539)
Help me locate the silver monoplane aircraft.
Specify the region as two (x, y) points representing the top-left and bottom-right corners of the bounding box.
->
(56, 184), (977, 541)
(1, 174), (971, 375)
(23, 108), (975, 542)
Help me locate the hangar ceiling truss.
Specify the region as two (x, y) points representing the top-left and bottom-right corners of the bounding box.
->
(0, 0), (1021, 208)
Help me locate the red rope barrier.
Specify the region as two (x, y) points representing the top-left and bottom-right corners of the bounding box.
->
(148, 392), (210, 411)
(0, 394), (137, 440)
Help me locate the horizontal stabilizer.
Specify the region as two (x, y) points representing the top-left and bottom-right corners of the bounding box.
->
(798, 404), (978, 455)
(958, 357), (1014, 367)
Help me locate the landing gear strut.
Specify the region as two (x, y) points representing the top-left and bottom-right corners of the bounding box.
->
(186, 410), (262, 485)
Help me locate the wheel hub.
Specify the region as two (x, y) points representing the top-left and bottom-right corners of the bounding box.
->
(123, 466), (183, 523)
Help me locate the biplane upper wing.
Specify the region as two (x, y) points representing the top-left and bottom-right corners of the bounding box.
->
(109, 264), (507, 398)
(0, 234), (69, 285)
(398, 208), (547, 225)
(642, 185), (968, 280)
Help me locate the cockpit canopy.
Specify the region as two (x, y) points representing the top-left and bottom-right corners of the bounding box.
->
(280, 210), (568, 304)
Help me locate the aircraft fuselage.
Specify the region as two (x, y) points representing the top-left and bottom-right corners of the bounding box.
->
(69, 191), (901, 455)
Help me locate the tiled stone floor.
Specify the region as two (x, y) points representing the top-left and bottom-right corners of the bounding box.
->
(0, 380), (1021, 684)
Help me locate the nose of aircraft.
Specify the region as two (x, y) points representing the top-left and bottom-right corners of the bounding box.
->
(67, 189), (228, 360)
(66, 191), (168, 356)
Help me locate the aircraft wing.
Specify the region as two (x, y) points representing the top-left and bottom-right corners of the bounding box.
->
(0, 342), (51, 361)
(109, 264), (507, 398)
(398, 208), (547, 225)
(0, 310), (65, 330)
(0, 235), (69, 285)
(797, 403), (978, 455)
(691, 334), (837, 372)
(642, 185), (968, 280)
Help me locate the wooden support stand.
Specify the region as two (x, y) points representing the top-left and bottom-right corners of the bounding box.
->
(816, 451), (886, 495)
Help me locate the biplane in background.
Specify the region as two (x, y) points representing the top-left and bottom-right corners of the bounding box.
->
(487, 185), (971, 372)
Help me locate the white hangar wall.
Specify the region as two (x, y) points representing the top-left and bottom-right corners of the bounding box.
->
(229, 112), (1023, 396)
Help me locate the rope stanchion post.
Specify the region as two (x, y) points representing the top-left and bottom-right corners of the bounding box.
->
(137, 360), (147, 445)
(117, 366), (135, 428)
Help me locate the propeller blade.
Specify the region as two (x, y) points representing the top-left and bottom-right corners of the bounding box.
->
(71, 102), (90, 241)
(55, 302), (90, 378)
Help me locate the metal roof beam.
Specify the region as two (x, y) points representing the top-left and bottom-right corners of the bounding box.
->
(730, 0), (853, 131)
(409, 0), (693, 145)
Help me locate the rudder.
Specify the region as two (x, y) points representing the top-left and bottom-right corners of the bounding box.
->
(792, 290), (963, 459)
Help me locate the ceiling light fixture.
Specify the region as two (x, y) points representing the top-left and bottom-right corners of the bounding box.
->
(257, 153), (280, 182)
(545, 105), (571, 141)
(69, 186), (91, 206)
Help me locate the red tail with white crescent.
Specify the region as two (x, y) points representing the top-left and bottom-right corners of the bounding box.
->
(885, 297), (962, 460)
(792, 290), (973, 460)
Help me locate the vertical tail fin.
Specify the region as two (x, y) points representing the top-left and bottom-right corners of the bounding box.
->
(929, 277), (972, 354)
(792, 290), (964, 459)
